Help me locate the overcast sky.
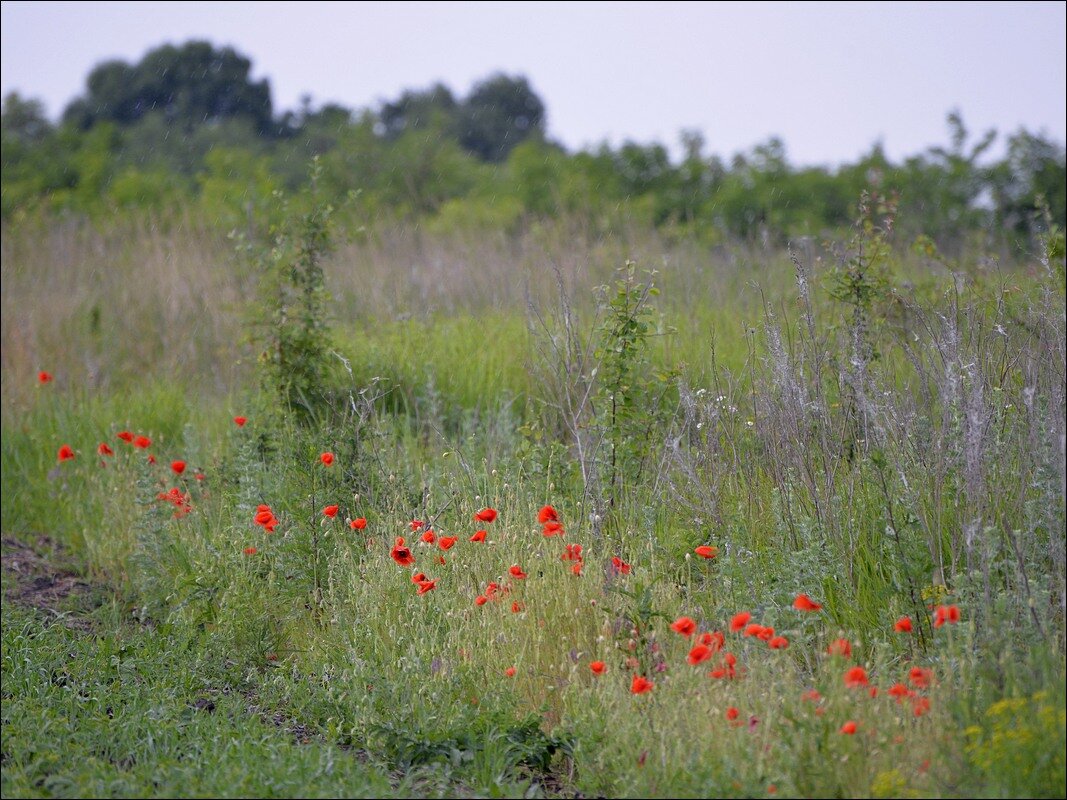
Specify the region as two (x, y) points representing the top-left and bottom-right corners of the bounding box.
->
(2, 1), (1064, 165)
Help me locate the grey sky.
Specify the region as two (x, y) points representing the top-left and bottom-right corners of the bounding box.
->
(2, 1), (1064, 165)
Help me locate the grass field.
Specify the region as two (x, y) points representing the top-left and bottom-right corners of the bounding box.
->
(2, 208), (1065, 798)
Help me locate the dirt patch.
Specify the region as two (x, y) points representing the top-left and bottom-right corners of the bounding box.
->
(1, 535), (94, 631)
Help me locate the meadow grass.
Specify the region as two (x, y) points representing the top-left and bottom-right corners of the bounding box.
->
(2, 214), (1065, 798)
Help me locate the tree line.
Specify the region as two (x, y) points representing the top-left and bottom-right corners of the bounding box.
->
(2, 40), (1063, 253)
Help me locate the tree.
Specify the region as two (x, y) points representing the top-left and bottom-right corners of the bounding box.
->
(63, 41), (273, 133)
(379, 83), (457, 140)
(457, 74), (545, 163)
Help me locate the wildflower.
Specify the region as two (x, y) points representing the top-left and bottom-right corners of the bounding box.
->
(416, 579), (436, 595)
(670, 616), (697, 637)
(537, 505), (559, 523)
(505, 667), (516, 677)
(744, 623), (765, 638)
(97, 443), (114, 457)
(254, 506), (279, 532)
(908, 666), (933, 689)
(469, 529), (487, 542)
(421, 529), (436, 544)
(390, 537), (415, 567)
(319, 452), (335, 466)
(912, 696), (931, 717)
(631, 675), (654, 694)
(243, 547), (257, 555)
(757, 626), (775, 641)
(894, 616), (913, 633)
(350, 517), (367, 530)
(133, 435), (151, 449)
(57, 445), (75, 462)
(561, 543), (583, 562)
(511, 601), (524, 613)
(688, 644), (713, 665)
(590, 661), (606, 675)
(38, 371), (53, 384)
(768, 636), (789, 649)
(171, 460), (186, 475)
(726, 707), (740, 721)
(542, 521), (565, 537)
(410, 519), (424, 531)
(147, 454), (156, 464)
(475, 595), (488, 606)
(195, 473), (205, 481)
(730, 612), (751, 632)
(840, 721), (858, 735)
(509, 564), (527, 579)
(117, 431), (134, 443)
(694, 545), (718, 559)
(802, 689), (821, 703)
(888, 683), (911, 701)
(323, 505), (339, 518)
(611, 556), (632, 575)
(411, 572), (427, 583)
(700, 631), (725, 652)
(827, 638), (852, 658)
(572, 563), (583, 576)
(233, 416), (247, 427)
(438, 536), (458, 551)
(474, 508), (498, 523)
(933, 604), (961, 627)
(844, 666), (869, 688)
(793, 593), (822, 612)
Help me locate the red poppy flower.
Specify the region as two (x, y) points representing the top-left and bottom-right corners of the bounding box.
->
(171, 460), (186, 475)
(611, 556), (632, 575)
(233, 416), (247, 427)
(802, 689), (821, 703)
(933, 604), (961, 627)
(840, 721), (858, 735)
(909, 666), (933, 689)
(571, 562), (583, 575)
(700, 631), (725, 652)
(561, 543), (583, 562)
(421, 529), (436, 544)
(475, 595), (488, 606)
(323, 505), (339, 518)
(410, 519), (424, 531)
(537, 505), (559, 523)
(474, 508), (498, 523)
(438, 536), (458, 551)
(757, 626), (775, 641)
(511, 601), (524, 613)
(888, 683), (911, 701)
(254, 507), (279, 532)
(827, 638), (852, 658)
(416, 579), (436, 595)
(411, 572), (428, 583)
(894, 616), (913, 633)
(687, 644), (713, 665)
(57, 445), (75, 462)
(319, 452), (334, 466)
(726, 707), (739, 721)
(670, 616), (697, 637)
(485, 582), (502, 599)
(844, 666), (869, 688)
(590, 661), (606, 675)
(97, 443), (114, 456)
(541, 521), (565, 537)
(505, 667), (516, 677)
(768, 636), (789, 649)
(147, 454), (156, 464)
(133, 435), (151, 449)
(390, 537), (415, 567)
(743, 623), (765, 638)
(630, 675), (654, 694)
(694, 545), (718, 559)
(912, 696), (931, 717)
(350, 517), (367, 530)
(38, 371), (53, 384)
(730, 612), (751, 632)
(793, 593), (822, 612)
(469, 529), (487, 542)
(243, 546), (257, 555)
(117, 431), (134, 443)
(195, 473), (205, 481)
(509, 564), (527, 579)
